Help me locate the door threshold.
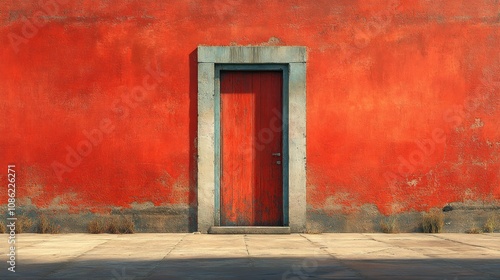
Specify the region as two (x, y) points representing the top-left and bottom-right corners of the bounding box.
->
(209, 226), (290, 234)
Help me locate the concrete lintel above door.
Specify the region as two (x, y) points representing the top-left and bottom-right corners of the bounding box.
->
(198, 46), (307, 63)
(197, 46), (307, 234)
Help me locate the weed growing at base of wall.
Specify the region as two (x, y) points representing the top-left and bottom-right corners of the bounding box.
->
(14, 216), (34, 234)
(466, 226), (482, 234)
(37, 215), (60, 234)
(380, 216), (399, 233)
(483, 215), (497, 233)
(421, 209), (444, 233)
(88, 216), (134, 234)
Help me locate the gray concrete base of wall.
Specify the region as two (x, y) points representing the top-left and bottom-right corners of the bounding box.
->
(3, 201), (499, 233)
(307, 201), (500, 233)
(2, 204), (194, 233)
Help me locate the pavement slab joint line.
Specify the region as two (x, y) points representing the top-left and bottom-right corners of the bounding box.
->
(243, 234), (256, 268)
(41, 236), (118, 278)
(358, 247), (395, 256)
(299, 234), (364, 278)
(362, 233), (497, 279)
(361, 233), (424, 255)
(431, 234), (500, 252)
(17, 234), (81, 250)
(17, 238), (53, 251)
(140, 233), (189, 279)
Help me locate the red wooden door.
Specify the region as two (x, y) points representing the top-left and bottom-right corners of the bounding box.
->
(220, 71), (283, 226)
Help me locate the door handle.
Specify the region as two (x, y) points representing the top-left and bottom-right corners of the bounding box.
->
(272, 153), (281, 157)
(276, 161), (281, 165)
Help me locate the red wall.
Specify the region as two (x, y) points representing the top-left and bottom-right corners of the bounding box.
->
(1, 0), (499, 223)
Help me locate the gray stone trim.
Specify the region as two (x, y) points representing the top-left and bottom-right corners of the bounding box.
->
(197, 62), (216, 231)
(198, 46), (307, 63)
(197, 46), (307, 233)
(288, 62), (307, 232)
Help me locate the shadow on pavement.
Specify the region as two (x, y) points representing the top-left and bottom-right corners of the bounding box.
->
(1, 257), (499, 280)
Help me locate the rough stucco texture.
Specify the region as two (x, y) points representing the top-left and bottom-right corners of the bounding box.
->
(0, 0), (499, 231)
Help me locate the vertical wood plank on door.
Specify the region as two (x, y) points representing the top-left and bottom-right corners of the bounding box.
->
(255, 72), (283, 225)
(220, 71), (283, 226)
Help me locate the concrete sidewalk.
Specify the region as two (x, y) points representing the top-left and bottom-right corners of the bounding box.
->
(1, 233), (499, 279)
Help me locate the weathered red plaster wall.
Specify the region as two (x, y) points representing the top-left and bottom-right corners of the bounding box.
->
(1, 0), (499, 229)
